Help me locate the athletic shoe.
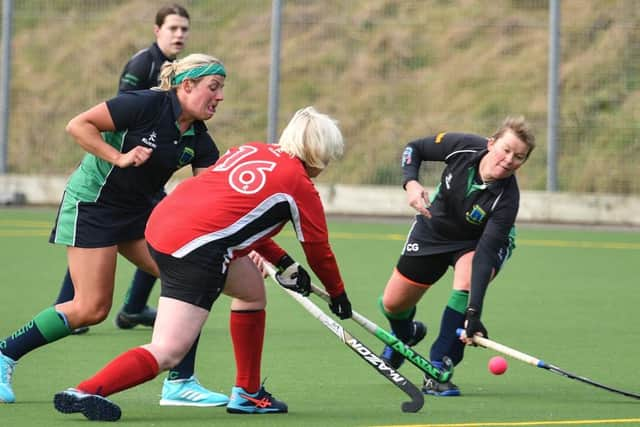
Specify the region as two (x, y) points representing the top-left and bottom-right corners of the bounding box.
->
(380, 321), (427, 369)
(53, 388), (121, 421)
(422, 377), (461, 397)
(159, 376), (229, 407)
(226, 384), (288, 414)
(71, 326), (90, 335)
(114, 305), (157, 329)
(0, 352), (16, 403)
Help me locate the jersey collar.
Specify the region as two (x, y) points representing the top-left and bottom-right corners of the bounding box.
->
(150, 42), (171, 64)
(467, 150), (511, 195)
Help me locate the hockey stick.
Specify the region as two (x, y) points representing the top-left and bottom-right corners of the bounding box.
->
(264, 264), (424, 413)
(456, 328), (640, 400)
(308, 283), (453, 383)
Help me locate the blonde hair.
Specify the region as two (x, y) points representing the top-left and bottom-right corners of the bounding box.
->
(492, 115), (536, 158)
(156, 53), (224, 90)
(278, 106), (344, 170)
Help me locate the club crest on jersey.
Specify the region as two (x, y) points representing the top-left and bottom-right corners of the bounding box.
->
(401, 147), (413, 167)
(141, 131), (157, 148)
(465, 204), (487, 225)
(177, 147), (194, 166)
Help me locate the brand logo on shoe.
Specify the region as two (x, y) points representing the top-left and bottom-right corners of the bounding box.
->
(239, 393), (272, 408)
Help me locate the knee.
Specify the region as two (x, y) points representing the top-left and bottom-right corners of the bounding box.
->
(147, 344), (187, 371)
(231, 293), (266, 311)
(381, 294), (405, 314)
(73, 300), (112, 325)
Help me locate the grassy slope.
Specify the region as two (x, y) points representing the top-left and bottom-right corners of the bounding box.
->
(7, 0), (640, 192)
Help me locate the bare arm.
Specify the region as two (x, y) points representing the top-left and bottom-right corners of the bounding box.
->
(65, 102), (152, 168)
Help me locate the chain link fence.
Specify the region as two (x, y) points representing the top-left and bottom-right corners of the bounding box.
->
(2, 0), (639, 193)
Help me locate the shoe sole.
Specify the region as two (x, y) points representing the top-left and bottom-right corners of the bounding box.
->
(226, 406), (288, 414)
(422, 389), (461, 397)
(159, 398), (229, 407)
(54, 392), (122, 421)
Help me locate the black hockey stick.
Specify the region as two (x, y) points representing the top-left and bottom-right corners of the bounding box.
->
(265, 264), (424, 413)
(457, 328), (640, 400)
(309, 284), (453, 383)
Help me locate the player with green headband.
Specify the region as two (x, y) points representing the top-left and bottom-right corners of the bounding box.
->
(171, 62), (226, 85)
(0, 53), (228, 407)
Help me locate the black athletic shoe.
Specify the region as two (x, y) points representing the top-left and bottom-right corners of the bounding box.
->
(114, 305), (157, 329)
(422, 377), (461, 397)
(226, 385), (288, 414)
(53, 388), (122, 421)
(380, 321), (427, 369)
(70, 326), (89, 335)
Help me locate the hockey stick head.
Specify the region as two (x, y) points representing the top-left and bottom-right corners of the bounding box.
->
(401, 392), (424, 413)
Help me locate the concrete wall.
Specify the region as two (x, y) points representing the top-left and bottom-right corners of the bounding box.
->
(2, 174), (640, 227)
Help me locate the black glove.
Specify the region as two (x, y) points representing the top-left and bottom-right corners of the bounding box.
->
(275, 255), (311, 296)
(329, 291), (352, 319)
(464, 306), (488, 343)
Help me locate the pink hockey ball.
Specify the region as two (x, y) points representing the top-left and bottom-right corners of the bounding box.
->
(488, 356), (508, 375)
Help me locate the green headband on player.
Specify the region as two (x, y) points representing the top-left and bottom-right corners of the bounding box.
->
(172, 63), (226, 85)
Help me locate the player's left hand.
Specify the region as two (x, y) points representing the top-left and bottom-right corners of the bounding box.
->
(275, 255), (311, 296)
(117, 146), (153, 168)
(462, 307), (488, 345)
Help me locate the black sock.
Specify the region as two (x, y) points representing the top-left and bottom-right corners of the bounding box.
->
(122, 269), (157, 313)
(430, 306), (466, 366)
(54, 269), (75, 304)
(378, 296), (416, 341)
(167, 334), (200, 380)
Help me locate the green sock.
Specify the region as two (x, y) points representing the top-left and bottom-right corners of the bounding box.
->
(378, 295), (416, 341)
(0, 307), (71, 360)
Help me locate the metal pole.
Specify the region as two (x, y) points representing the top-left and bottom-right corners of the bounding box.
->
(547, 0), (560, 191)
(267, 0), (282, 144)
(0, 0), (14, 173)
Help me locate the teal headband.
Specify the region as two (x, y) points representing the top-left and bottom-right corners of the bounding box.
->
(171, 63), (226, 85)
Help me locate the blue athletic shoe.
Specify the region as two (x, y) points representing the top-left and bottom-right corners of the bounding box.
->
(226, 384), (288, 414)
(0, 352), (16, 403)
(159, 376), (229, 407)
(380, 320), (427, 369)
(53, 388), (121, 421)
(422, 377), (461, 396)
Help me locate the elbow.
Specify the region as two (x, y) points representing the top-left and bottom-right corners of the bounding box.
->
(65, 118), (77, 136)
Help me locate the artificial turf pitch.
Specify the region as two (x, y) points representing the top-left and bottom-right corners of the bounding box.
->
(1, 207), (639, 427)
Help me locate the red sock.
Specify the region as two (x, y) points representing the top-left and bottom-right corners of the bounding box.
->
(77, 347), (159, 397)
(230, 310), (265, 393)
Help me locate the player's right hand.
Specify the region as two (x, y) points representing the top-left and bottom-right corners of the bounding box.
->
(405, 180), (431, 218)
(329, 291), (352, 319)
